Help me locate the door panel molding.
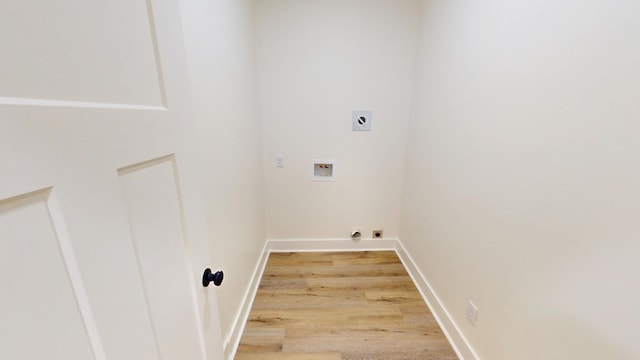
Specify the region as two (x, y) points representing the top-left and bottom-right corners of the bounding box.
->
(144, 0), (168, 108)
(0, 96), (168, 111)
(0, 0), (165, 107)
(46, 188), (107, 360)
(0, 187), (105, 360)
(118, 155), (207, 360)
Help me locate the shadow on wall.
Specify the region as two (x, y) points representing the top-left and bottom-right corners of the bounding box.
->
(526, 313), (637, 360)
(497, 234), (640, 359)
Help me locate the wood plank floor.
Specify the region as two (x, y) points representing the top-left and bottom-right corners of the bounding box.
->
(234, 251), (459, 360)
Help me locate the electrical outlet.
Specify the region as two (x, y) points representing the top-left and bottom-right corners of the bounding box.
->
(466, 301), (478, 326)
(372, 230), (383, 239)
(275, 155), (284, 168)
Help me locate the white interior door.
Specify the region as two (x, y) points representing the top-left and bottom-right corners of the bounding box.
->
(0, 0), (224, 359)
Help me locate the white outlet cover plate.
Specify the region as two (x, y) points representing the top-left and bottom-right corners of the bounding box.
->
(466, 301), (479, 326)
(352, 110), (372, 131)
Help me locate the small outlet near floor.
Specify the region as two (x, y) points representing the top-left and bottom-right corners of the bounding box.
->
(466, 301), (479, 326)
(372, 230), (383, 239)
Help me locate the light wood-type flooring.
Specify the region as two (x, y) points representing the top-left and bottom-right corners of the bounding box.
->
(234, 251), (459, 360)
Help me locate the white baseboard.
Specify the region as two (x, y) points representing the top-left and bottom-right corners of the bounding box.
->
(223, 241), (271, 360)
(268, 237), (398, 252)
(394, 240), (480, 360)
(224, 238), (479, 360)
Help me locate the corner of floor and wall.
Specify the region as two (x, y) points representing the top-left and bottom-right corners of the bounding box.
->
(183, 0), (640, 359)
(222, 237), (482, 360)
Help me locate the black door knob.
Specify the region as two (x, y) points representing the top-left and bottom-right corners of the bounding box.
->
(202, 268), (224, 287)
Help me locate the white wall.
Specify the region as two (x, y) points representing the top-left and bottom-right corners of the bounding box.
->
(255, 0), (420, 240)
(178, 0), (266, 348)
(400, 0), (640, 359)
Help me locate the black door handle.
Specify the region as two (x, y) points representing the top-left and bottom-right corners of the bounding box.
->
(202, 268), (224, 287)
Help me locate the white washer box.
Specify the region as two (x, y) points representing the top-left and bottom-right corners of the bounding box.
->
(311, 159), (335, 181)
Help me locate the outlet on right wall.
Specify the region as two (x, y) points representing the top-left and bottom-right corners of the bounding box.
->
(399, 0), (640, 359)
